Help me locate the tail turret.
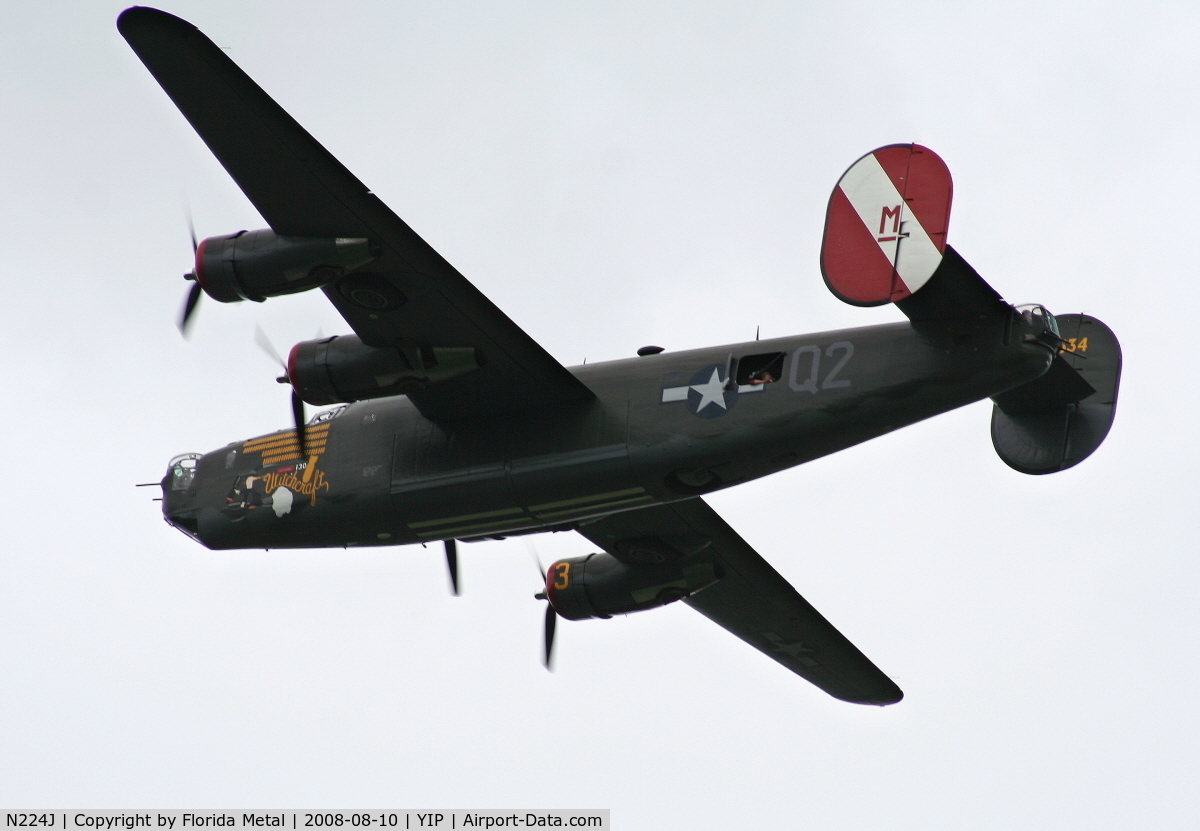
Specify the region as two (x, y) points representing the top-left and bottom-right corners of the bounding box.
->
(991, 314), (1121, 474)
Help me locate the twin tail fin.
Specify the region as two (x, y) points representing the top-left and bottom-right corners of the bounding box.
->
(821, 144), (1122, 474)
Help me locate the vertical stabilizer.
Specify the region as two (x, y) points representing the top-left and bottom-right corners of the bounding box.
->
(821, 144), (953, 306)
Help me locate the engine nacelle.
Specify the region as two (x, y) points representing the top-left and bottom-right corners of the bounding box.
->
(545, 553), (721, 621)
(288, 335), (483, 405)
(195, 229), (378, 302)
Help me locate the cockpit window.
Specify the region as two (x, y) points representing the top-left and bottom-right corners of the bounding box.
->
(308, 405), (347, 425)
(168, 453), (201, 491)
(736, 352), (785, 386)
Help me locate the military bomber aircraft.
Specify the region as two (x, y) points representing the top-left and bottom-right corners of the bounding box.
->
(121, 7), (1121, 705)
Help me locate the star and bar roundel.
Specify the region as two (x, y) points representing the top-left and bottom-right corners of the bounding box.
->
(820, 144), (953, 306)
(661, 364), (764, 418)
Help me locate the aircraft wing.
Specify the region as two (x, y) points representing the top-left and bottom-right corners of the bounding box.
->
(118, 7), (593, 423)
(576, 498), (903, 705)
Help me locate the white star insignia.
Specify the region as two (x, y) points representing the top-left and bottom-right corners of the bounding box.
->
(690, 368), (728, 413)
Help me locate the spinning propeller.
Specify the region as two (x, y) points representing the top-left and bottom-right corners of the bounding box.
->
(529, 547), (559, 670)
(254, 325), (308, 458)
(444, 539), (459, 596)
(178, 213), (203, 336)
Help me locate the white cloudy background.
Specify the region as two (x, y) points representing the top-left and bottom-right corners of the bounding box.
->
(2, 1), (1196, 827)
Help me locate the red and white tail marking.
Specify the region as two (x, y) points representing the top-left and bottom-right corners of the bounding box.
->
(821, 144), (953, 306)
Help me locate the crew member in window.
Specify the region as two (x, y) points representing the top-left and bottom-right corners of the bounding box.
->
(225, 473), (264, 519)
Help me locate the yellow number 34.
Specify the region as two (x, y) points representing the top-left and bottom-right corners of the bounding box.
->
(1060, 337), (1089, 354)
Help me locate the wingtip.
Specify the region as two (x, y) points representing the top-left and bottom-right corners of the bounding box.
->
(117, 6), (159, 32)
(864, 688), (904, 706)
(117, 6), (194, 37)
(833, 682), (904, 706)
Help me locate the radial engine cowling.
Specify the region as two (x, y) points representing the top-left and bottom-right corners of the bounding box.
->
(288, 335), (483, 406)
(195, 229), (378, 302)
(545, 553), (721, 621)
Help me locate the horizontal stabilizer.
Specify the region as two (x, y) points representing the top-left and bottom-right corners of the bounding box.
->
(991, 314), (1121, 474)
(894, 245), (1008, 334)
(993, 354), (1095, 414)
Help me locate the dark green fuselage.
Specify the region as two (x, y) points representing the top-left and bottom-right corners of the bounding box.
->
(162, 315), (1053, 550)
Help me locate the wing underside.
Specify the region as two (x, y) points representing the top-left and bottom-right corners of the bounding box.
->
(119, 7), (593, 423)
(576, 499), (903, 705)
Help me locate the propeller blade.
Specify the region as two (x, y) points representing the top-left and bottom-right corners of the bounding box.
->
(254, 323), (286, 368)
(444, 539), (460, 596)
(256, 325), (306, 458)
(527, 539), (557, 669)
(178, 210), (202, 338)
(291, 389), (308, 458)
(542, 602), (557, 670)
(526, 540), (546, 580)
(178, 281), (203, 336)
(185, 208), (198, 255)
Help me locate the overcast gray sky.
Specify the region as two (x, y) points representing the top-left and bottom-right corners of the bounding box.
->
(2, 1), (1197, 827)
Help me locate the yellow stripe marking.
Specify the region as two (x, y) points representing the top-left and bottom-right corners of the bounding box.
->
(245, 435), (329, 452)
(528, 487), (645, 512)
(415, 516), (537, 539)
(250, 446), (328, 459)
(244, 425), (331, 443)
(258, 441), (328, 454)
(261, 449), (326, 462)
(534, 494), (655, 520)
(409, 506), (527, 529)
(255, 438), (328, 451)
(258, 440), (328, 450)
(244, 426), (330, 446)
